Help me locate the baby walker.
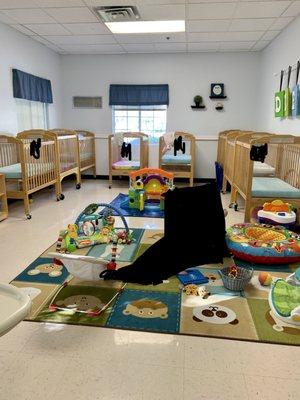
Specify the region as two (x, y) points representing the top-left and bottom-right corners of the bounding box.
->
(257, 200), (296, 229)
(121, 168), (174, 212)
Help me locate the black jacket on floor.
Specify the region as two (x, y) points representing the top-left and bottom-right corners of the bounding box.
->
(102, 183), (227, 285)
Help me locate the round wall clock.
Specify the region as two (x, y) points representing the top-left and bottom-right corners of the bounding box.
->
(210, 83), (226, 99)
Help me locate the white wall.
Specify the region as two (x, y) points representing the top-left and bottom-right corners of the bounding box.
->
(0, 23), (62, 134)
(61, 52), (261, 178)
(259, 14), (300, 135)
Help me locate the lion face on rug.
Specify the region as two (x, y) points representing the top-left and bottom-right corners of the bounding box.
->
(123, 299), (168, 319)
(56, 295), (103, 311)
(28, 263), (63, 277)
(193, 305), (239, 325)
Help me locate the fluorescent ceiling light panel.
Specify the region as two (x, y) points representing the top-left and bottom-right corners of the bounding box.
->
(105, 20), (185, 34)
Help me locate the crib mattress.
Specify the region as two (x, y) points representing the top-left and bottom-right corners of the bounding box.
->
(162, 154), (191, 165)
(252, 177), (300, 199)
(112, 160), (140, 170)
(253, 162), (275, 177)
(0, 163), (54, 179)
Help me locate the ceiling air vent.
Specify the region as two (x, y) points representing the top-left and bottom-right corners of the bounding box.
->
(73, 97), (102, 109)
(94, 6), (141, 23)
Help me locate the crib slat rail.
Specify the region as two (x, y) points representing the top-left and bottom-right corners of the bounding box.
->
(75, 130), (96, 177)
(48, 129), (81, 195)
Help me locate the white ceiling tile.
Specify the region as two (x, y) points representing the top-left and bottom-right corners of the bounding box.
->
(138, 4), (185, 20)
(154, 42), (186, 52)
(0, 10), (17, 23)
(2, 9), (56, 23)
(188, 3), (236, 20)
(270, 16), (293, 29)
(62, 22), (110, 35)
(116, 32), (186, 44)
(229, 18), (275, 31)
(219, 41), (256, 51)
(188, 42), (220, 52)
(33, 35), (65, 51)
(45, 34), (117, 45)
(59, 43), (125, 53)
(0, 1), (37, 8)
(24, 23), (72, 35)
(282, 1), (300, 17)
(187, 20), (231, 32)
(122, 44), (156, 53)
(251, 40), (271, 51)
(10, 24), (36, 35)
(35, 1), (85, 6)
(234, 2), (291, 19)
(261, 29), (281, 40)
(188, 31), (263, 42)
(45, 7), (98, 23)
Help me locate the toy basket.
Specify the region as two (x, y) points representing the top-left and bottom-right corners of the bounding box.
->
(219, 265), (253, 291)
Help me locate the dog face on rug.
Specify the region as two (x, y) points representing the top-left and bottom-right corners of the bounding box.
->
(27, 263), (63, 277)
(193, 305), (239, 325)
(56, 295), (103, 312)
(123, 299), (168, 319)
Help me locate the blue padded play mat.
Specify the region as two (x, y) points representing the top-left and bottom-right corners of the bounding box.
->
(109, 193), (164, 218)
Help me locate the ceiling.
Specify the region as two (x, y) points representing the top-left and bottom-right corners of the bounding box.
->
(0, 0), (299, 54)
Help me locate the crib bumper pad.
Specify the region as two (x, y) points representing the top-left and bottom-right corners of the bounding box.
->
(272, 280), (300, 317)
(162, 154), (191, 165)
(252, 177), (300, 199)
(253, 162), (275, 177)
(112, 160), (140, 170)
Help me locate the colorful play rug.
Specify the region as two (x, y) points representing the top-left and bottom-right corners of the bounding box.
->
(11, 229), (300, 346)
(109, 193), (164, 218)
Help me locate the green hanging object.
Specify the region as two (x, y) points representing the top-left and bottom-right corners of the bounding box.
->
(275, 70), (285, 118)
(284, 65), (292, 117)
(292, 61), (300, 117)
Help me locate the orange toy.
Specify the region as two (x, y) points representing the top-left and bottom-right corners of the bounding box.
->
(262, 200), (291, 213)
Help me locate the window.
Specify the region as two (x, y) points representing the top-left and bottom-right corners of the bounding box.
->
(112, 105), (167, 143)
(16, 99), (49, 132)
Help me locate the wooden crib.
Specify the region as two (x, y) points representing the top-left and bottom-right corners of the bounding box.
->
(47, 129), (81, 198)
(0, 131), (59, 218)
(232, 134), (300, 222)
(222, 130), (254, 194)
(75, 130), (96, 177)
(217, 130), (240, 167)
(108, 132), (149, 188)
(159, 132), (195, 186)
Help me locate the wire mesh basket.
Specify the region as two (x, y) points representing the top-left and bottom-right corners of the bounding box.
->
(219, 265), (253, 291)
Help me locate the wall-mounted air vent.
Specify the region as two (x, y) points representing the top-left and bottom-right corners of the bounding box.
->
(73, 97), (102, 109)
(94, 6), (140, 23)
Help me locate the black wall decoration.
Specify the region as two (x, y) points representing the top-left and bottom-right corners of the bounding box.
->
(210, 83), (226, 99)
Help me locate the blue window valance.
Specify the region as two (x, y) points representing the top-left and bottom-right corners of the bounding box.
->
(109, 84), (169, 106)
(12, 69), (53, 104)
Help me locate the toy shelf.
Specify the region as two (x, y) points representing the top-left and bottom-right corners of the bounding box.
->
(0, 174), (8, 222)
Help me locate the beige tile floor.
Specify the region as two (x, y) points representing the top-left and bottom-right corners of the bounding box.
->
(0, 179), (299, 400)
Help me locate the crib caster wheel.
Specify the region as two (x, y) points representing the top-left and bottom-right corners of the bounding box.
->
(26, 214), (32, 220)
(109, 185), (112, 189)
(60, 194), (65, 200)
(76, 183), (81, 190)
(234, 204), (238, 211)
